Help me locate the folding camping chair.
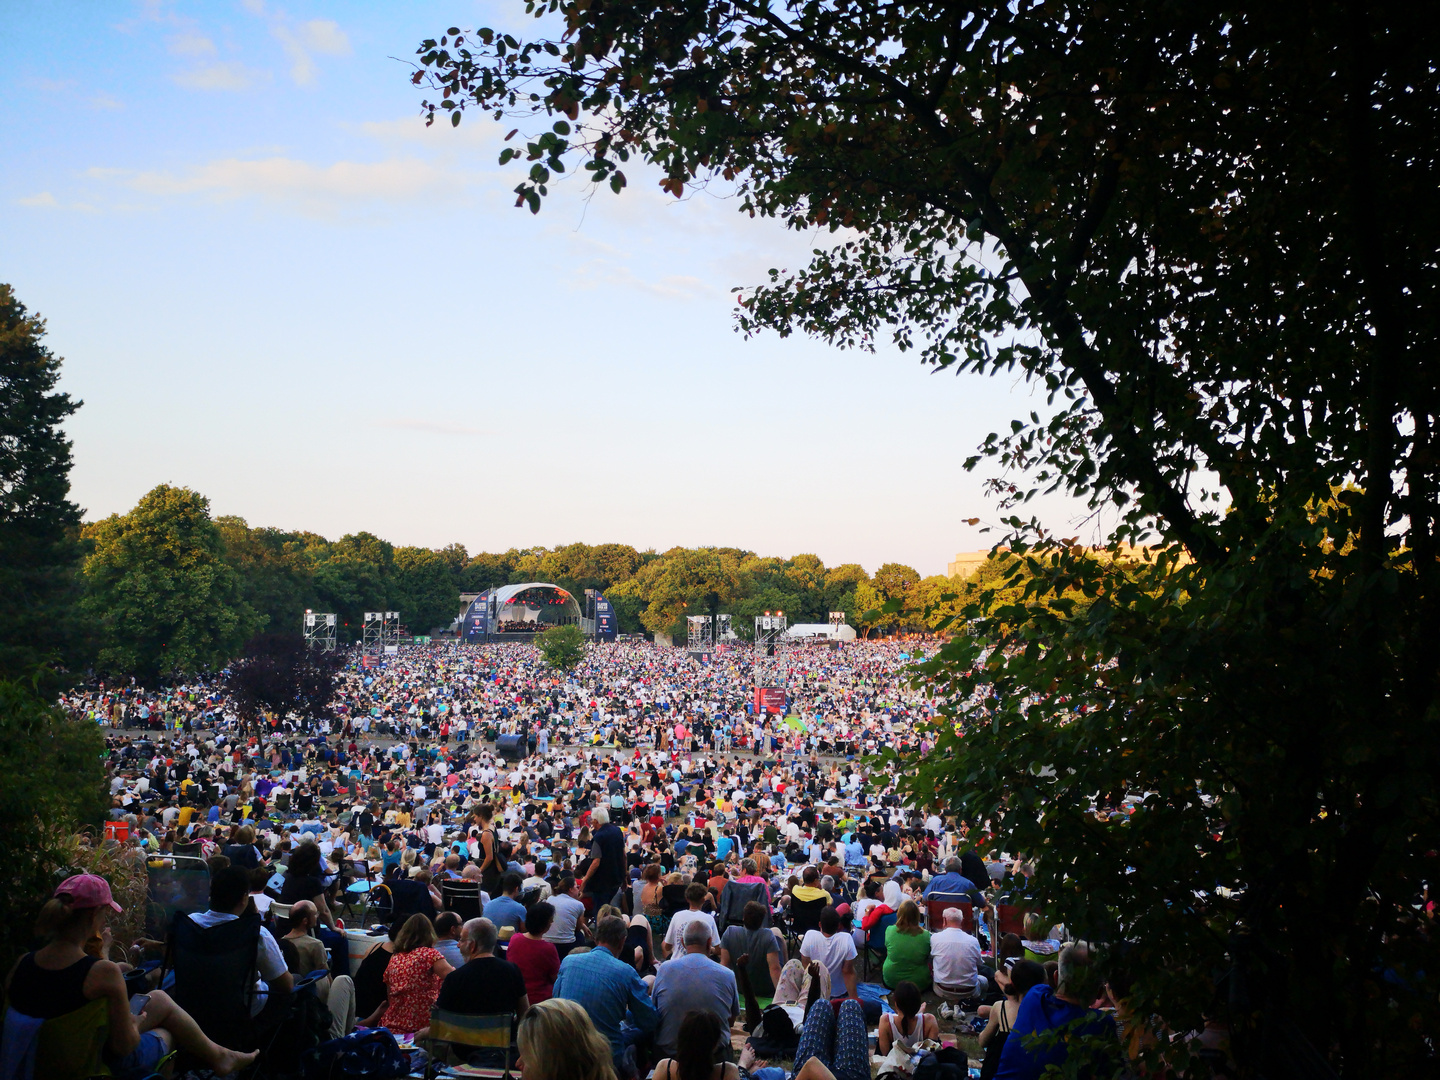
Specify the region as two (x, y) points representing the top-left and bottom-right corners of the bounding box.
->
(422, 1009), (516, 1079)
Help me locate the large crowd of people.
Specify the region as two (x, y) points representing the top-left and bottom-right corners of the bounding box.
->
(7, 641), (1220, 1079)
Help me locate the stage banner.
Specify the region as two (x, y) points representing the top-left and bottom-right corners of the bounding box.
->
(463, 591), (494, 641)
(594, 593), (619, 640)
(754, 686), (787, 714)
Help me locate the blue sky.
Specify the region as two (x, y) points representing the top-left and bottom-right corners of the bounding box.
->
(1, 0), (1086, 576)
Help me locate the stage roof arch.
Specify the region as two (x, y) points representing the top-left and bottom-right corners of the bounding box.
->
(462, 582), (584, 640)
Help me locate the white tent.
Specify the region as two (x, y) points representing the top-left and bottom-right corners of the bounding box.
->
(785, 622), (857, 641)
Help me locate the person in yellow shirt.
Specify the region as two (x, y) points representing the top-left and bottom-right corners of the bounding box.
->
(177, 805), (196, 829)
(791, 865), (833, 904)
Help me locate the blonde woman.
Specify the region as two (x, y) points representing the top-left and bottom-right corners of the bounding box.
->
(516, 997), (617, 1080)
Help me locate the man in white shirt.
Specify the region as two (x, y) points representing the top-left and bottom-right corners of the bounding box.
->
(930, 907), (987, 1008)
(799, 906), (857, 999)
(662, 883), (719, 959)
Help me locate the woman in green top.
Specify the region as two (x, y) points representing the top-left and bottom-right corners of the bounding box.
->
(882, 899), (932, 991)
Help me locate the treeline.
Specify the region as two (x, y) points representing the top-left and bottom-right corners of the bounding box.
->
(68, 483), (1011, 683)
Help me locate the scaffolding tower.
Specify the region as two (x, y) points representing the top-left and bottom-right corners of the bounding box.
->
(382, 611), (401, 652)
(686, 615), (714, 652)
(362, 612), (385, 656)
(303, 611), (337, 651)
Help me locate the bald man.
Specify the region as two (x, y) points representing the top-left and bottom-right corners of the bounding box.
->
(283, 900), (357, 1037)
(931, 906), (987, 1013)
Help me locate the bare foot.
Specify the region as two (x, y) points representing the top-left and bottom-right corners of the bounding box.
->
(213, 1048), (258, 1076)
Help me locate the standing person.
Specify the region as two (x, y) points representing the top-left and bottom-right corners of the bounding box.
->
(582, 807), (627, 910)
(475, 803), (504, 899)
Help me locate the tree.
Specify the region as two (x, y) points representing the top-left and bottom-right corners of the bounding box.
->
(222, 632), (343, 729)
(415, 4), (1440, 1074)
(0, 284), (84, 683)
(393, 546), (464, 633)
(0, 677), (106, 971)
(535, 623), (587, 673)
(81, 485), (260, 682)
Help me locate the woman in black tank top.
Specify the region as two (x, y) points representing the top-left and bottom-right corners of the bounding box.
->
(8, 875), (260, 1078)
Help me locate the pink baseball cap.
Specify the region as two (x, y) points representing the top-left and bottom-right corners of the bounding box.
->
(54, 874), (123, 913)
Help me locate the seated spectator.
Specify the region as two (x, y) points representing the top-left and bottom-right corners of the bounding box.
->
(977, 960), (1046, 1080)
(994, 943), (1117, 1080)
(223, 823), (262, 870)
(662, 884), (719, 959)
(739, 997), (869, 1080)
(649, 1011), (740, 1080)
(517, 997), (619, 1080)
(921, 858), (986, 907)
(508, 901), (562, 1004)
(367, 913), (454, 1035)
(487, 872), (530, 938)
(554, 915), (657, 1077)
(437, 918), (529, 1019)
(876, 981), (938, 1058)
(1020, 914), (1061, 964)
(352, 923), (399, 1023)
(719, 901), (783, 998)
(281, 900), (356, 1038)
(598, 904), (656, 975)
(882, 900), (932, 991)
(3, 874), (257, 1079)
(652, 921), (738, 1060)
(435, 911), (465, 969)
(547, 876), (593, 957)
(932, 906), (987, 1016)
(799, 907), (857, 1001)
(791, 867), (832, 906)
(279, 841), (335, 927)
(190, 865), (294, 1018)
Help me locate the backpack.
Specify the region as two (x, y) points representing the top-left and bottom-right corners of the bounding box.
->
(912, 1047), (969, 1080)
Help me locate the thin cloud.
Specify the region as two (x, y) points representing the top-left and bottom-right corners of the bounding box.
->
(300, 19), (350, 56)
(90, 92), (124, 110)
(90, 155), (476, 210)
(168, 32), (215, 56)
(377, 418), (486, 437)
(172, 62), (266, 92)
(17, 192), (58, 208)
(271, 15), (350, 85)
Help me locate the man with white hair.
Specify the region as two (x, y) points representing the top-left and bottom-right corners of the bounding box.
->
(931, 906), (987, 1017)
(582, 804), (626, 908)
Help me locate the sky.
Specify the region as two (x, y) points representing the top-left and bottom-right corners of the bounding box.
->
(1, 0), (1088, 577)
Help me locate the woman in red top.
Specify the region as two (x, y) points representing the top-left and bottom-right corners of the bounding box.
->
(506, 901), (562, 1004)
(368, 914), (453, 1035)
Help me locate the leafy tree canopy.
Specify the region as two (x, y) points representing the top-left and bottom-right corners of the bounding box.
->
(412, 1), (1440, 1073)
(222, 631), (343, 728)
(82, 484), (260, 683)
(0, 284), (83, 684)
(535, 622), (587, 672)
